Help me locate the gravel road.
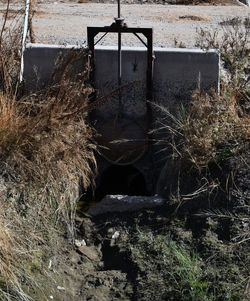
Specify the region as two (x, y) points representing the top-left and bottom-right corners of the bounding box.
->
(1, 1), (249, 47)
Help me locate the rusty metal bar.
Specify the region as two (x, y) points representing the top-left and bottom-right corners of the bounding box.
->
(94, 32), (108, 46)
(133, 32), (147, 48)
(118, 0), (121, 18)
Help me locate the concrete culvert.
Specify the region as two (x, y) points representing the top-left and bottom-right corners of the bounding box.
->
(94, 165), (149, 202)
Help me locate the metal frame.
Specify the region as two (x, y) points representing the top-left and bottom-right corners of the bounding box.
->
(87, 20), (154, 102)
(87, 3), (155, 189)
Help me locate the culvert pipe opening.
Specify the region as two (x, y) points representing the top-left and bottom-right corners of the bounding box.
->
(94, 164), (149, 203)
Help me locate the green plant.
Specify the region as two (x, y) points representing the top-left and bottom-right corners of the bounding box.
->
(131, 231), (244, 300)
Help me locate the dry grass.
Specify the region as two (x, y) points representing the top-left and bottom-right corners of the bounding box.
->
(0, 0), (25, 95)
(181, 90), (248, 168)
(154, 17), (249, 172)
(0, 58), (96, 188)
(0, 2), (97, 299)
(153, 94), (249, 171)
(196, 17), (249, 87)
(0, 221), (17, 284)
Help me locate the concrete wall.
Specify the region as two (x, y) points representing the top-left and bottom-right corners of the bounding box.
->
(24, 43), (219, 106)
(23, 44), (86, 91)
(23, 43), (220, 194)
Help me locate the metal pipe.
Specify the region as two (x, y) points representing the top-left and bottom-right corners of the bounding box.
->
(117, 0), (122, 111)
(118, 0), (121, 18)
(118, 31), (122, 88)
(20, 0), (30, 83)
(118, 30), (122, 112)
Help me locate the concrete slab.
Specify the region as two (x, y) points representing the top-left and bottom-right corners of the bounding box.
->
(153, 47), (220, 110)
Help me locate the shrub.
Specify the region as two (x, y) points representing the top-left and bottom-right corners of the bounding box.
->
(154, 17), (249, 172)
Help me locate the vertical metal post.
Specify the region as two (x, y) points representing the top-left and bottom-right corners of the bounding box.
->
(146, 31), (153, 101)
(117, 0), (122, 112)
(20, 0), (30, 83)
(118, 0), (121, 18)
(118, 30), (122, 110)
(87, 28), (95, 84)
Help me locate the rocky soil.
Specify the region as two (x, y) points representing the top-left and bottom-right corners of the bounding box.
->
(34, 200), (249, 300)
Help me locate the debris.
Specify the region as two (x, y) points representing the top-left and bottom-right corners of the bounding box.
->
(57, 286), (65, 291)
(112, 231), (120, 239)
(77, 246), (99, 261)
(179, 15), (208, 22)
(75, 239), (86, 247)
(48, 259), (52, 270)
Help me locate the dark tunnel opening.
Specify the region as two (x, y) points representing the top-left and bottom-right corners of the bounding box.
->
(94, 165), (149, 202)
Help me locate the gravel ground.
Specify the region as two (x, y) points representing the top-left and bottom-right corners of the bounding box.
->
(1, 1), (249, 47)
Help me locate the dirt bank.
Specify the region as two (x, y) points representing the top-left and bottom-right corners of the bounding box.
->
(35, 151), (249, 300)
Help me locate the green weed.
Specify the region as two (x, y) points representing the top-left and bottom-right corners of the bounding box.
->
(131, 231), (244, 300)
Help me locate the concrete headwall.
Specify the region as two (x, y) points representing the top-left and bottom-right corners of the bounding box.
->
(23, 43), (220, 193)
(24, 43), (220, 102)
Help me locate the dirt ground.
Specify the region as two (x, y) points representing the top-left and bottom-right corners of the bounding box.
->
(32, 202), (249, 300)
(0, 1), (249, 47)
(28, 150), (249, 300)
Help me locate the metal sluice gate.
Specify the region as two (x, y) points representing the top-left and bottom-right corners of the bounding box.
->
(87, 0), (154, 103)
(87, 0), (154, 168)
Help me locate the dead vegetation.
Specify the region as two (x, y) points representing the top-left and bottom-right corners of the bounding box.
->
(0, 1), (96, 299)
(154, 17), (249, 171)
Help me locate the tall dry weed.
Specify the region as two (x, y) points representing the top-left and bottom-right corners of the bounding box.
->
(0, 221), (17, 284)
(0, 2), (97, 299)
(196, 17), (249, 92)
(0, 0), (26, 95)
(154, 17), (249, 172)
(0, 48), (97, 222)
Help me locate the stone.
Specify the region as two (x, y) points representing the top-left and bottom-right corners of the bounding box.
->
(112, 231), (120, 239)
(56, 286), (65, 291)
(74, 239), (86, 247)
(69, 250), (81, 264)
(88, 195), (165, 216)
(77, 246), (99, 261)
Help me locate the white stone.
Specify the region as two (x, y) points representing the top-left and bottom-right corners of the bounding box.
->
(57, 286), (65, 291)
(74, 239), (86, 247)
(112, 231), (120, 239)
